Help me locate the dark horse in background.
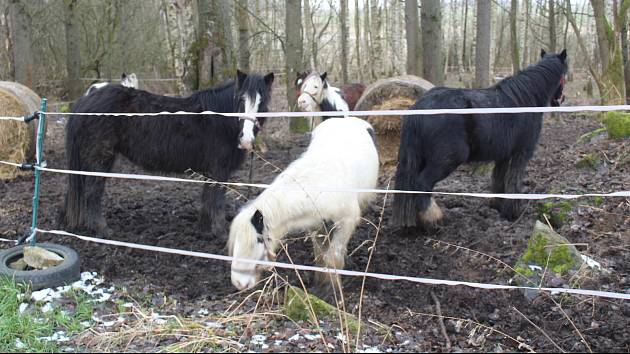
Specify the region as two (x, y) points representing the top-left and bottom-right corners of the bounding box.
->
(61, 70), (274, 235)
(294, 71), (365, 114)
(392, 49), (568, 228)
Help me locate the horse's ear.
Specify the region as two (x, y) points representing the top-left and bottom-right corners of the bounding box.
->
(121, 73), (127, 80)
(559, 49), (567, 62)
(320, 72), (327, 81)
(251, 210), (265, 234)
(237, 69), (247, 88)
(540, 48), (546, 58)
(264, 72), (275, 87)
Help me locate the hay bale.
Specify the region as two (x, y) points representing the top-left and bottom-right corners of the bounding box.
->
(0, 82), (41, 180)
(355, 75), (434, 172)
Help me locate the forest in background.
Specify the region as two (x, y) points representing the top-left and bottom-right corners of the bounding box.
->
(0, 0), (628, 108)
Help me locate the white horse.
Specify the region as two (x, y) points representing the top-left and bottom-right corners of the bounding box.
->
(296, 72), (350, 113)
(84, 73), (139, 96)
(228, 117), (379, 296)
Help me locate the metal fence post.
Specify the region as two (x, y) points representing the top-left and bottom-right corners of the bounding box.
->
(28, 98), (47, 246)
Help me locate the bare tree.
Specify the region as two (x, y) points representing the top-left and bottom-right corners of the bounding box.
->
(405, 0), (421, 75)
(549, 0), (557, 52)
(475, 0), (491, 88)
(370, 0), (383, 78)
(285, 0), (302, 109)
(64, 0), (82, 99)
(421, 0), (443, 85)
(236, 0), (250, 72)
(7, 0), (33, 86)
(510, 0), (520, 73)
(340, 0), (349, 83)
(354, 0), (362, 81)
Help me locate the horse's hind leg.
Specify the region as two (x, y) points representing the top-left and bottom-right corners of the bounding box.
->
(498, 154), (530, 220)
(414, 157), (465, 225)
(489, 160), (509, 212)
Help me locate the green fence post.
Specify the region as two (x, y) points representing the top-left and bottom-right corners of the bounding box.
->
(29, 98), (47, 246)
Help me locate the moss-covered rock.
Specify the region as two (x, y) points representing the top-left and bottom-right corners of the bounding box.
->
(284, 286), (360, 332)
(603, 112), (630, 139)
(577, 127), (607, 145)
(575, 153), (601, 170)
(515, 221), (583, 279)
(537, 200), (575, 229)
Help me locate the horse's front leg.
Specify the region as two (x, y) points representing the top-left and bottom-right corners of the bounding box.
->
(312, 215), (358, 303)
(199, 183), (226, 236)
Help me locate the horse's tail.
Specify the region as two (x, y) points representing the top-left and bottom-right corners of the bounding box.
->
(392, 116), (424, 228)
(60, 118), (83, 229)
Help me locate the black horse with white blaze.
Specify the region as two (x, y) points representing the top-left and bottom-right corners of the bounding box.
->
(392, 49), (568, 228)
(61, 70), (274, 235)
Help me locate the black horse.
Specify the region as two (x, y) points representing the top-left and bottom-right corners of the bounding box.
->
(392, 49), (568, 228)
(61, 70), (274, 235)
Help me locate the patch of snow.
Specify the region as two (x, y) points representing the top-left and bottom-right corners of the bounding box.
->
(204, 321), (223, 329)
(335, 333), (347, 343)
(31, 288), (62, 302)
(304, 334), (321, 341)
(358, 347), (382, 353)
(149, 312), (167, 325)
(19, 303), (28, 314)
(327, 343), (335, 349)
(39, 331), (70, 342)
(122, 303), (134, 308)
(41, 303), (53, 313)
(197, 308), (209, 316)
(274, 340), (284, 346)
(581, 255), (602, 269)
(251, 334), (266, 345)
(15, 338), (26, 349)
(288, 334), (302, 342)
(528, 265), (543, 271)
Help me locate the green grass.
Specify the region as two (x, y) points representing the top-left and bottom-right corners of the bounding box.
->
(0, 277), (94, 353)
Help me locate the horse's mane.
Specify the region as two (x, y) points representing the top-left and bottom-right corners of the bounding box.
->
(493, 55), (566, 106)
(191, 80), (238, 112)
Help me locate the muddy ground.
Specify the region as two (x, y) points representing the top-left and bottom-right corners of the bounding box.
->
(1, 93), (629, 351)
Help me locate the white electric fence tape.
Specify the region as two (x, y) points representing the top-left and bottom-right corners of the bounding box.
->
(33, 228), (630, 301)
(0, 161), (627, 199)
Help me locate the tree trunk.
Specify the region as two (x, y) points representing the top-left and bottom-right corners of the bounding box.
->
(340, 0), (349, 83)
(210, 0), (236, 82)
(354, 0), (362, 81)
(462, 0), (469, 71)
(163, 0), (196, 94)
(64, 0), (82, 99)
(370, 0), (383, 78)
(475, 0), (491, 88)
(510, 0), (520, 73)
(236, 0), (250, 72)
(303, 0), (315, 69)
(549, 0), (556, 52)
(421, 0), (443, 85)
(405, 0), (421, 75)
(363, 0), (373, 81)
(591, 0), (629, 104)
(622, 8), (630, 103)
(285, 0), (302, 109)
(521, 0), (530, 68)
(7, 0), (33, 87)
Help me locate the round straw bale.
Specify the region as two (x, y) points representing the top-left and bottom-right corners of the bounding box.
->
(0, 82), (42, 180)
(354, 75), (434, 172)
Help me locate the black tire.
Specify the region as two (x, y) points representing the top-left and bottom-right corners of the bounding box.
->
(0, 243), (81, 290)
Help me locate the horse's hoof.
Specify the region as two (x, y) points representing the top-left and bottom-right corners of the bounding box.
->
(499, 201), (522, 221)
(418, 199), (444, 226)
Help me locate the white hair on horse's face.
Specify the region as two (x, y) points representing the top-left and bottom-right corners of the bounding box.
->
(238, 92), (261, 151)
(121, 73), (138, 89)
(297, 92), (320, 112)
(300, 74), (325, 104)
(228, 207), (271, 290)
